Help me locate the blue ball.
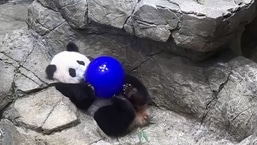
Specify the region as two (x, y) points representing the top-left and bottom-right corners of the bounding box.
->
(85, 56), (125, 99)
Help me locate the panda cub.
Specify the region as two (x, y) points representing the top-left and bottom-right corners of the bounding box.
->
(45, 42), (151, 136)
(45, 42), (95, 110)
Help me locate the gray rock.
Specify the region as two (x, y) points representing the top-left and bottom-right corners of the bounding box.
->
(27, 1), (65, 35)
(241, 16), (257, 62)
(0, 2), (29, 40)
(42, 21), (81, 55)
(88, 0), (137, 29)
(125, 0), (256, 52)
(38, 0), (58, 11)
(0, 0), (8, 4)
(41, 97), (79, 134)
(203, 57), (257, 141)
(10, 87), (63, 129)
(0, 29), (51, 93)
(0, 54), (15, 94)
(0, 119), (36, 145)
(0, 1), (34, 114)
(27, 0), (257, 60)
(0, 29), (35, 64)
(6, 107), (235, 145)
(58, 0), (88, 28)
(2, 0), (257, 144)
(5, 87), (79, 134)
(27, 1), (81, 56)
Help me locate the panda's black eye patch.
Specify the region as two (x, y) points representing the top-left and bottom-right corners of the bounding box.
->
(69, 68), (76, 77)
(77, 60), (85, 66)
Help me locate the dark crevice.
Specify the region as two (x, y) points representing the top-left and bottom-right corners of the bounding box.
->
(40, 98), (80, 135)
(6, 117), (44, 133)
(128, 57), (151, 73)
(59, 0), (82, 9)
(0, 52), (22, 66)
(201, 68), (232, 123)
(41, 99), (62, 128)
(40, 21), (66, 36)
(20, 84), (53, 95)
(231, 105), (252, 122)
(89, 139), (103, 145)
(42, 119), (80, 135)
(128, 50), (163, 73)
(21, 65), (49, 85)
(2, 93), (79, 135)
(36, 0), (58, 12)
(123, 0), (138, 27)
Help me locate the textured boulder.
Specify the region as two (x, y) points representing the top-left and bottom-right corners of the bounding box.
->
(0, 2), (28, 40)
(1, 0), (257, 144)
(203, 57), (257, 141)
(0, 29), (51, 93)
(28, 0), (256, 55)
(27, 1), (65, 35)
(88, 0), (137, 29)
(125, 0), (256, 51)
(0, 119), (36, 145)
(5, 87), (79, 134)
(0, 0), (34, 117)
(2, 24), (257, 143)
(0, 0), (7, 4)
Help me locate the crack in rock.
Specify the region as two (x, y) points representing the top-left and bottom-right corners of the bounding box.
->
(59, 0), (82, 9)
(201, 67), (232, 123)
(3, 87), (79, 135)
(20, 65), (48, 85)
(129, 50), (162, 73)
(231, 105), (252, 122)
(37, 0), (58, 12)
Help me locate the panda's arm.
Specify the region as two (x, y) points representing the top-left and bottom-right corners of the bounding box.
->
(54, 83), (95, 110)
(124, 74), (152, 105)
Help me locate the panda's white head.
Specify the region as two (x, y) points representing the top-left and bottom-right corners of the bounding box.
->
(45, 42), (91, 84)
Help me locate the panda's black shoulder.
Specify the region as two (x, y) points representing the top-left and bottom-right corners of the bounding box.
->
(67, 42), (79, 52)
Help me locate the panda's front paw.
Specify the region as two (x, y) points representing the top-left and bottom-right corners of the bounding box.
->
(84, 83), (95, 92)
(122, 83), (132, 92)
(88, 83), (94, 91)
(123, 83), (137, 98)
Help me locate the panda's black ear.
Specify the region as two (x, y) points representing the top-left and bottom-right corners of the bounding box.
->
(67, 42), (79, 52)
(45, 64), (56, 79)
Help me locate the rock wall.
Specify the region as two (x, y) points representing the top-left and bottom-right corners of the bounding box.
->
(1, 0), (257, 144)
(32, 0), (256, 57)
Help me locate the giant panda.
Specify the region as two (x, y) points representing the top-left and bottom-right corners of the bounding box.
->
(45, 42), (95, 110)
(45, 42), (152, 136)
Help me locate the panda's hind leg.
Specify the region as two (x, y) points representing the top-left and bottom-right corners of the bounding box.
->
(133, 104), (151, 127)
(124, 74), (152, 128)
(93, 95), (136, 136)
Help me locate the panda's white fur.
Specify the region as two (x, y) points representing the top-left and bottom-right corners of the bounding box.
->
(50, 50), (90, 84)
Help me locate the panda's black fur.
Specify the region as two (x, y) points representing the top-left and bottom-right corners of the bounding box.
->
(54, 82), (96, 111)
(45, 42), (151, 136)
